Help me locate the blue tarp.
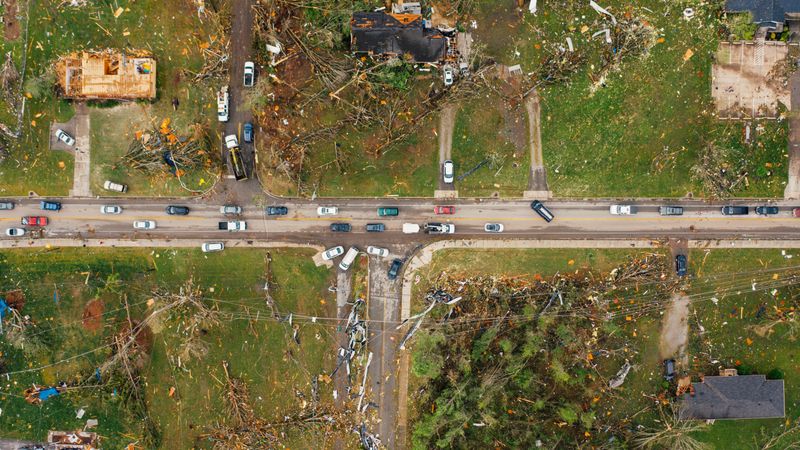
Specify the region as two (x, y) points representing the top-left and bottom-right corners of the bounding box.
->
(0, 299), (8, 319)
(38, 388), (60, 401)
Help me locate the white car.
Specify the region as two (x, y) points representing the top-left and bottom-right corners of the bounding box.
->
(443, 66), (454, 86)
(322, 246), (345, 261)
(441, 223), (455, 234)
(100, 205), (122, 215)
(201, 242), (224, 253)
(55, 129), (75, 146)
(317, 206), (338, 216)
(224, 134), (239, 149)
(243, 61), (255, 87)
(484, 223), (504, 233)
(5, 227), (24, 237)
(367, 246), (389, 257)
(133, 220), (156, 230)
(610, 205), (638, 215)
(443, 160), (454, 184)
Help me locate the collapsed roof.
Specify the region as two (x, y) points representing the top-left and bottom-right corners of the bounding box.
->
(56, 49), (157, 100)
(350, 12), (447, 63)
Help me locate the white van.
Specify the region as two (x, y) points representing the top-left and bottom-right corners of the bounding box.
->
(103, 180), (128, 193)
(338, 246), (360, 271)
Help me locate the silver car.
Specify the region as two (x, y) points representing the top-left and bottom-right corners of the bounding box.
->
(0, 201), (14, 210)
(133, 220), (156, 230)
(367, 246), (389, 257)
(55, 129), (75, 146)
(322, 246), (345, 260)
(201, 242), (224, 252)
(100, 205), (122, 215)
(443, 160), (454, 184)
(5, 227), (24, 237)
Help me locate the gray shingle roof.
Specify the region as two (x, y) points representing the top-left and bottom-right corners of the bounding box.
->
(350, 12), (447, 63)
(679, 375), (785, 420)
(726, 0), (800, 23)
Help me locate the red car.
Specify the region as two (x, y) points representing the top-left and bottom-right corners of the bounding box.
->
(21, 216), (48, 226)
(794, 208), (800, 218)
(434, 205), (455, 215)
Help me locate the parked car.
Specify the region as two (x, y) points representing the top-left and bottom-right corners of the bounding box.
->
(442, 66), (454, 86)
(219, 221), (246, 231)
(55, 129), (75, 146)
(402, 223), (420, 234)
(338, 247), (359, 271)
(663, 358), (676, 381)
(5, 227), (24, 237)
(794, 207), (800, 218)
(21, 216), (47, 226)
(367, 246), (389, 257)
(659, 206), (684, 216)
(100, 205), (122, 215)
(221, 205), (242, 215)
(721, 205), (749, 215)
(0, 201), (14, 210)
(756, 205), (779, 216)
(224, 134), (239, 149)
(103, 180), (128, 193)
(267, 206), (288, 216)
(377, 207), (399, 216)
(133, 220), (156, 230)
(322, 246), (345, 261)
(388, 259), (403, 280)
(675, 254), (687, 277)
(365, 223), (385, 232)
(442, 160), (454, 184)
(530, 200), (554, 222)
(484, 223), (504, 233)
(317, 206), (338, 216)
(243, 122), (254, 143)
(243, 61), (255, 87)
(434, 205), (455, 215)
(166, 205), (190, 215)
(40, 201), (61, 211)
(609, 205), (637, 215)
(330, 223), (351, 232)
(425, 223), (455, 234)
(201, 242), (225, 253)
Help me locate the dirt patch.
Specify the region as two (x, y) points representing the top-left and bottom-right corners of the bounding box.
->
(659, 292), (690, 365)
(3, 0), (19, 41)
(82, 298), (105, 331)
(3, 289), (25, 310)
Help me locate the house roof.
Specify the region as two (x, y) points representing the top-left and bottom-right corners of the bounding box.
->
(679, 375), (785, 420)
(726, 0), (800, 23)
(56, 50), (157, 100)
(350, 12), (446, 63)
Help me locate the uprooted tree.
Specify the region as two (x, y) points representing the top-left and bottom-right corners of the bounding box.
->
(121, 119), (216, 176)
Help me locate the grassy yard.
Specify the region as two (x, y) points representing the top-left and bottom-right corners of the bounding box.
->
(0, 247), (339, 449)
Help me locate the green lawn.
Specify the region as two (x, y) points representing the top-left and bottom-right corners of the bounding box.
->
(0, 247), (338, 449)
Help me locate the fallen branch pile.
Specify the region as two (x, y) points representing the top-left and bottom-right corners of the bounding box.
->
(121, 119), (213, 175)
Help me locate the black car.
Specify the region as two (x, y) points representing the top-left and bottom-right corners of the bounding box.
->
(663, 359), (676, 381)
(365, 223), (385, 232)
(530, 200), (554, 222)
(675, 254), (687, 277)
(388, 259), (403, 280)
(166, 205), (190, 215)
(755, 205), (779, 216)
(330, 223), (351, 232)
(267, 206), (288, 216)
(721, 205), (749, 215)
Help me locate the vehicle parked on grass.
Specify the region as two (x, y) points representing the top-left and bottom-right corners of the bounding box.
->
(201, 242), (225, 253)
(5, 227), (24, 237)
(721, 205), (749, 215)
(166, 205), (190, 215)
(365, 223), (385, 232)
(339, 246), (360, 271)
(218, 221), (246, 231)
(317, 206), (338, 216)
(388, 258), (403, 280)
(402, 223), (420, 234)
(484, 223), (504, 233)
(55, 129), (75, 146)
(243, 122), (254, 143)
(266, 206), (288, 216)
(243, 61), (255, 87)
(133, 220), (156, 230)
(100, 205), (122, 215)
(367, 246), (389, 257)
(530, 200), (554, 222)
(442, 66), (454, 86)
(22, 216), (47, 226)
(663, 358), (676, 381)
(330, 223), (351, 232)
(322, 246), (345, 260)
(434, 205), (455, 215)
(755, 205), (779, 216)
(442, 160), (454, 184)
(675, 254), (687, 277)
(377, 207), (399, 216)
(40, 201), (61, 211)
(103, 180), (128, 193)
(221, 205), (242, 215)
(659, 206), (684, 216)
(425, 223), (455, 234)
(0, 201), (14, 210)
(609, 204), (637, 215)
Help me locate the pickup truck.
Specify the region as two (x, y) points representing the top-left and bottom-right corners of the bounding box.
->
(218, 221), (246, 231)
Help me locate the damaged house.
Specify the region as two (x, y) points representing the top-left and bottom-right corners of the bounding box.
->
(56, 49), (157, 100)
(350, 11), (448, 63)
(679, 369), (785, 420)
